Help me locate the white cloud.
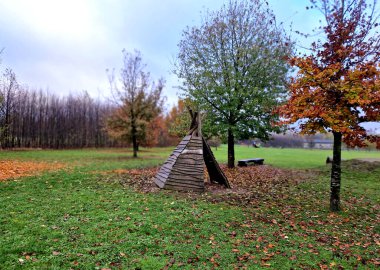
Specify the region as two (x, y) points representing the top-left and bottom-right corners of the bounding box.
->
(0, 0), (326, 109)
(0, 0), (99, 41)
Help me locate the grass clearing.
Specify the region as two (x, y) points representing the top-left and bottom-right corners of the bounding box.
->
(211, 145), (380, 168)
(0, 147), (379, 269)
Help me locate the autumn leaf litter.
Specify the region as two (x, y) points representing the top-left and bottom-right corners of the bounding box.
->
(0, 160), (65, 181)
(98, 164), (314, 206)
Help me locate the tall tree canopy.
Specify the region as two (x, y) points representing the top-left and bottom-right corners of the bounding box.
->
(107, 50), (165, 157)
(277, 0), (380, 211)
(175, 0), (292, 168)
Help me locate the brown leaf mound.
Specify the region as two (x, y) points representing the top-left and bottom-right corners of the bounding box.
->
(100, 165), (312, 205)
(205, 165), (311, 205)
(0, 160), (65, 181)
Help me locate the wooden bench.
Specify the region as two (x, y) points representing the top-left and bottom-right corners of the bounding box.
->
(238, 158), (264, 167)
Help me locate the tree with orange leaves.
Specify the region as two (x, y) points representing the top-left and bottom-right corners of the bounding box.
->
(107, 50), (165, 157)
(278, 0), (380, 211)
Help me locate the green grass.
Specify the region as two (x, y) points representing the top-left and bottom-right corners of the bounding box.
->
(211, 145), (380, 168)
(1, 145), (378, 169)
(0, 147), (379, 269)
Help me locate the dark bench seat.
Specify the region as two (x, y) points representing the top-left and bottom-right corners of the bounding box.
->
(238, 158), (264, 166)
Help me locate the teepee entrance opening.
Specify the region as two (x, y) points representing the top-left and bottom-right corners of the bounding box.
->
(154, 110), (230, 192)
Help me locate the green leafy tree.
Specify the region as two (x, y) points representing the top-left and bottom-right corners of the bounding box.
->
(175, 0), (292, 167)
(107, 50), (165, 157)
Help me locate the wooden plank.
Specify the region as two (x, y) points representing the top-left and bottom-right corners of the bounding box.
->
(167, 173), (204, 182)
(162, 163), (174, 171)
(168, 171), (203, 179)
(154, 175), (165, 185)
(177, 142), (190, 147)
(172, 166), (204, 172)
(158, 166), (170, 174)
(166, 177), (204, 187)
(154, 177), (165, 188)
(156, 172), (170, 181)
(164, 157), (176, 163)
(155, 173), (166, 182)
(202, 136), (231, 188)
(172, 163), (203, 172)
(160, 166), (172, 174)
(162, 165), (202, 175)
(175, 144), (187, 149)
(186, 143), (203, 149)
(188, 137), (202, 141)
(164, 158), (176, 164)
(170, 151), (181, 158)
(157, 171), (170, 179)
(175, 160), (204, 166)
(187, 140), (202, 145)
(182, 149), (203, 155)
(176, 154), (203, 159)
(160, 166), (203, 180)
(177, 154), (203, 160)
(187, 139), (202, 145)
(169, 173), (203, 181)
(170, 166), (204, 174)
(164, 183), (204, 192)
(164, 180), (204, 189)
(168, 171), (203, 180)
(176, 156), (203, 163)
(173, 149), (184, 154)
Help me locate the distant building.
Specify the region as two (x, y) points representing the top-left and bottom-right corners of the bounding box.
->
(303, 139), (333, 149)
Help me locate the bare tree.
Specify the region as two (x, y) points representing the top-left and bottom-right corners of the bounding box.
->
(0, 69), (18, 148)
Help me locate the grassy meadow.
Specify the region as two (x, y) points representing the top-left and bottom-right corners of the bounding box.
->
(0, 146), (379, 269)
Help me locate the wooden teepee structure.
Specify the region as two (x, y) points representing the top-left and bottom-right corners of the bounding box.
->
(154, 110), (230, 192)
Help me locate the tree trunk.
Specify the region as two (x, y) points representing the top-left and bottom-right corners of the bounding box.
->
(330, 131), (342, 212)
(227, 128), (235, 168)
(131, 124), (138, 158)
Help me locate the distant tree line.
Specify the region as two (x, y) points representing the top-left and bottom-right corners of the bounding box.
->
(0, 69), (119, 149)
(0, 67), (184, 150)
(258, 133), (332, 148)
(260, 134), (305, 148)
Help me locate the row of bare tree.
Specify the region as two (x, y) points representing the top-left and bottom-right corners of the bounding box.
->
(0, 69), (119, 149)
(0, 66), (186, 150)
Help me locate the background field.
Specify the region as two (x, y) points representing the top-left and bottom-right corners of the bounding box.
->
(0, 146), (379, 269)
(2, 145), (380, 168)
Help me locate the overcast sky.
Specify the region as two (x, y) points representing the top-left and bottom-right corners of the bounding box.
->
(0, 0), (325, 108)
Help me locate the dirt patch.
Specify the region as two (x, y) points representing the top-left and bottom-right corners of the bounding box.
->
(0, 160), (65, 181)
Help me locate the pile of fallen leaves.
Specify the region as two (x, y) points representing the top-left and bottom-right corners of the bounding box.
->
(344, 159), (380, 171)
(206, 165), (312, 205)
(98, 165), (313, 206)
(0, 160), (65, 181)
